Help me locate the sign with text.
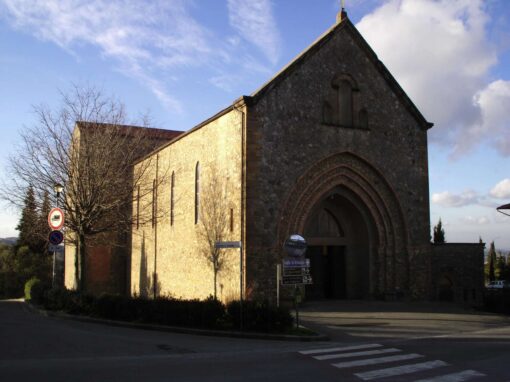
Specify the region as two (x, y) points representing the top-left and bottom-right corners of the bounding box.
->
(49, 244), (64, 253)
(281, 274), (313, 285)
(215, 241), (242, 249)
(281, 257), (312, 285)
(282, 258), (310, 268)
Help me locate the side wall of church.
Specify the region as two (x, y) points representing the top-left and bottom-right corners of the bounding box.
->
(131, 109), (244, 301)
(245, 23), (431, 300)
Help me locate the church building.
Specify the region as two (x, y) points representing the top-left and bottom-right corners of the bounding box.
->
(68, 11), (485, 304)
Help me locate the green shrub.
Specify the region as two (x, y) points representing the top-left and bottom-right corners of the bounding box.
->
(226, 300), (293, 332)
(24, 277), (47, 303)
(35, 290), (292, 333)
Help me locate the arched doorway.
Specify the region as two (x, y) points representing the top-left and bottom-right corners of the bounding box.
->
(277, 152), (409, 300)
(303, 189), (375, 300)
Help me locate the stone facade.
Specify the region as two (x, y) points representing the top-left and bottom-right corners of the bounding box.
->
(130, 16), (435, 302)
(66, 15), (483, 304)
(131, 109), (244, 301)
(244, 18), (432, 300)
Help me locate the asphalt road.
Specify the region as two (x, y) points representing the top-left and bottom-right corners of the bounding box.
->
(1, 299), (510, 381)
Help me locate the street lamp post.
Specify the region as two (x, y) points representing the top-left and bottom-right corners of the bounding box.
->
(54, 183), (64, 208)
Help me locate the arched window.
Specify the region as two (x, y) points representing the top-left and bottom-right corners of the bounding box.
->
(335, 79), (353, 126)
(170, 171), (175, 226)
(152, 179), (156, 228)
(323, 74), (358, 127)
(195, 162), (200, 224)
(136, 185), (140, 230)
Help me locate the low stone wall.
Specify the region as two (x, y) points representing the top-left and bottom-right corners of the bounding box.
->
(431, 243), (484, 305)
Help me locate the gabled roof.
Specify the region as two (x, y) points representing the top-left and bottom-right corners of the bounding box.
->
(249, 16), (433, 130)
(76, 121), (183, 141)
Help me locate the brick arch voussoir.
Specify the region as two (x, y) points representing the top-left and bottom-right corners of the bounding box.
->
(292, 167), (391, 247)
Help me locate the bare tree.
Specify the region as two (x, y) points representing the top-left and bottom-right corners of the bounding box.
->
(197, 166), (231, 299)
(1, 85), (179, 292)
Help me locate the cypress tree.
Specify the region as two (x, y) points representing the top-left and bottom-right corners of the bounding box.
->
(33, 191), (51, 254)
(433, 218), (446, 243)
(16, 186), (39, 252)
(36, 190), (51, 254)
(496, 252), (506, 280)
(487, 241), (497, 283)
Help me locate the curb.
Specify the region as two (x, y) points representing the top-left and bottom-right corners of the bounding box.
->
(24, 301), (329, 342)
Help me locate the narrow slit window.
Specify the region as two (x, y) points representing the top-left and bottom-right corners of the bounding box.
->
(230, 208), (234, 232)
(336, 79), (353, 126)
(152, 179), (156, 228)
(170, 171), (175, 226)
(136, 185), (140, 230)
(195, 162), (200, 224)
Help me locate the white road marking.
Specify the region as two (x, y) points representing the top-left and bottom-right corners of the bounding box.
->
(355, 360), (449, 380)
(299, 343), (382, 355)
(314, 347), (401, 361)
(413, 370), (486, 382)
(332, 353), (424, 369)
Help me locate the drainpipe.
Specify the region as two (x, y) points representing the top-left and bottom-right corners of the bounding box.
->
(234, 98), (246, 307)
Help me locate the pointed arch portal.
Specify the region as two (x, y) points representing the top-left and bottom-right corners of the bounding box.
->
(277, 152), (409, 299)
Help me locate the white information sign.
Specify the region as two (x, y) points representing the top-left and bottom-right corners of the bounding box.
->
(49, 244), (65, 253)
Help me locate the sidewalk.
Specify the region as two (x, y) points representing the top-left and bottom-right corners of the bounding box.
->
(299, 300), (510, 342)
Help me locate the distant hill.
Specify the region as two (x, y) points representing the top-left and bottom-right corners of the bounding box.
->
(0, 237), (17, 246)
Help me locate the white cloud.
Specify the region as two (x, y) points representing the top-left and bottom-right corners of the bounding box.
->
(470, 81), (510, 156)
(227, 0), (281, 66)
(432, 190), (479, 207)
(0, 0), (217, 112)
(356, 0), (509, 157)
(460, 215), (490, 225)
(490, 178), (510, 199)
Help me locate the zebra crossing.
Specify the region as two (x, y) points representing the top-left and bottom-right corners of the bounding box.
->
(298, 343), (486, 381)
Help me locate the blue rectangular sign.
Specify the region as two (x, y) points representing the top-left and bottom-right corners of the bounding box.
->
(282, 258), (310, 268)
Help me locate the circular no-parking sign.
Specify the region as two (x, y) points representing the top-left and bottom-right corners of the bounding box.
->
(48, 208), (65, 230)
(48, 230), (64, 245)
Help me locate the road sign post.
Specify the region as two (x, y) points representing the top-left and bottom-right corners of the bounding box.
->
(48, 208), (65, 288)
(282, 234), (311, 329)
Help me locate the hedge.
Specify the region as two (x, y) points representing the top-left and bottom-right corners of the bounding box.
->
(30, 287), (294, 333)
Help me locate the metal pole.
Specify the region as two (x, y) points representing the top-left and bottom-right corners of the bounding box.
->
(276, 264), (281, 308)
(52, 191), (60, 288)
(52, 252), (56, 288)
(240, 244), (243, 331)
(295, 285), (299, 329)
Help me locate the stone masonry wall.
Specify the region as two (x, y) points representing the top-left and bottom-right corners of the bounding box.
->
(245, 21), (431, 300)
(131, 109), (244, 302)
(431, 243), (485, 305)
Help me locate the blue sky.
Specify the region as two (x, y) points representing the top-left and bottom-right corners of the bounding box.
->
(1, 0), (509, 249)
